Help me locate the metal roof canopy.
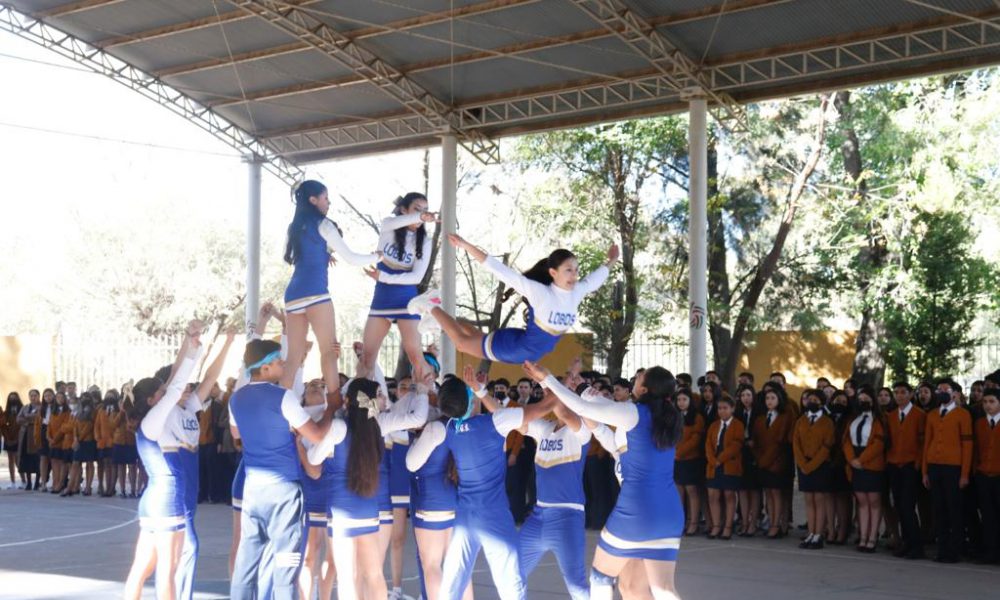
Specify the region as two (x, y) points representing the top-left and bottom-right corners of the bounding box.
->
(3, 0), (1000, 184)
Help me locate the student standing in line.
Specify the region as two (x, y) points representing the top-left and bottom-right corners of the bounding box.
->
(793, 390), (835, 548)
(974, 389), (1000, 564)
(753, 386), (793, 541)
(887, 382), (926, 559)
(735, 384), (763, 537)
(923, 390), (974, 563)
(673, 388), (706, 536)
(844, 386), (887, 553)
(705, 397), (743, 540)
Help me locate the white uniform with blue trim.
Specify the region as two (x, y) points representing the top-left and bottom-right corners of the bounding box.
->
(518, 419), (591, 600)
(479, 256), (608, 364)
(370, 212), (432, 321)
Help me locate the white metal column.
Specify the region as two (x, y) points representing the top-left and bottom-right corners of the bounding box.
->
(245, 155), (263, 335)
(687, 93), (708, 378)
(440, 135), (458, 374)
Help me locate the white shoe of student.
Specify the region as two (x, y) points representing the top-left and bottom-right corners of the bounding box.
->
(407, 289), (442, 317)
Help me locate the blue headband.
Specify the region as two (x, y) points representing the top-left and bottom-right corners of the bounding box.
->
(450, 385), (475, 431)
(245, 350), (281, 376)
(424, 353), (441, 375)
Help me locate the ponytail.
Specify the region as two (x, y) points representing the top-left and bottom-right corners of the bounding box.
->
(284, 180), (329, 265)
(637, 366), (681, 449)
(345, 378), (383, 497)
(392, 192), (428, 260)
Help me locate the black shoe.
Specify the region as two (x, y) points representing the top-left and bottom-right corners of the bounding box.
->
(808, 539), (825, 550)
(799, 538), (814, 549)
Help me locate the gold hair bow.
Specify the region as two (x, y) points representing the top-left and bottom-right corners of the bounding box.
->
(357, 390), (380, 420)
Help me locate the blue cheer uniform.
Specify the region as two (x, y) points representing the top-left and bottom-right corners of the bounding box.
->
(370, 212), (431, 321)
(389, 430), (412, 509)
(407, 421), (457, 530)
(378, 436), (394, 525)
(284, 214), (377, 314)
(478, 256), (609, 364)
(300, 404), (331, 528)
(518, 419), (591, 600)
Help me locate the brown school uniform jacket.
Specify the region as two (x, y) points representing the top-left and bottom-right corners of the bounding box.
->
(793, 414), (834, 475)
(752, 412), (793, 473)
(198, 404), (216, 446)
(95, 409), (115, 449)
(0, 412), (18, 445)
(48, 412), (69, 447)
(74, 418), (96, 443)
(974, 417), (1000, 477)
(923, 405), (974, 479)
(675, 412), (706, 461)
(112, 411), (134, 446)
(886, 405), (926, 468)
(705, 418), (744, 478)
(842, 416), (887, 472)
(58, 417), (76, 450)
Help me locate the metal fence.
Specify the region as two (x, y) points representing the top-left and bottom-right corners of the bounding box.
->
(49, 331), (1000, 390)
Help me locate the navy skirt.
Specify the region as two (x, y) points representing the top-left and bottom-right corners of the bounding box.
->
(757, 467), (789, 490)
(740, 447), (759, 488)
(113, 444), (138, 465)
(798, 463), (833, 493)
(707, 467), (742, 491)
(674, 458), (706, 486)
(851, 467), (885, 493)
(73, 440), (98, 463)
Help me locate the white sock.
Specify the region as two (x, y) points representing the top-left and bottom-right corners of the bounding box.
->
(806, 533), (817, 543)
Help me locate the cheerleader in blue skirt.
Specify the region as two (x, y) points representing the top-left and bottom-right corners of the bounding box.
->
(527, 361), (685, 600)
(359, 193), (438, 383)
(408, 234), (617, 365)
(123, 321), (203, 600)
(282, 180), (379, 395)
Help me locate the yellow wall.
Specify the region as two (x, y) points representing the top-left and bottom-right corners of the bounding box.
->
(739, 330), (857, 400)
(1, 335), (56, 393)
(456, 333), (593, 381)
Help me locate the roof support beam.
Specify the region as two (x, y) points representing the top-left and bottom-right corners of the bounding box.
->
(199, 0), (789, 109)
(153, 0), (540, 79)
(227, 0), (500, 164)
(0, 4), (302, 185)
(568, 0), (750, 132)
(38, 0), (128, 18)
(261, 9), (1000, 158)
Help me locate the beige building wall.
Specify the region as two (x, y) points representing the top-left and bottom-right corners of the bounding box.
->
(739, 330), (858, 401)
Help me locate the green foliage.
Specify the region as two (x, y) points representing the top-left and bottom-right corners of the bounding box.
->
(879, 210), (996, 380)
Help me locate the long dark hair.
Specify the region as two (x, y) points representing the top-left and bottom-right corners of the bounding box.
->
(78, 393), (96, 422)
(635, 366), (681, 449)
(4, 392), (22, 418)
(284, 180), (331, 265)
(734, 384), (762, 423)
(132, 377), (164, 423)
(674, 388), (698, 427)
(503, 249), (577, 309)
(438, 378), (471, 419)
(53, 392), (69, 416)
(392, 193), (428, 260)
(761, 385), (789, 414)
(345, 378), (384, 498)
(856, 385), (890, 451)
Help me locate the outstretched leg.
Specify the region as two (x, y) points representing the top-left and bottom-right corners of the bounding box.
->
(429, 307), (485, 359)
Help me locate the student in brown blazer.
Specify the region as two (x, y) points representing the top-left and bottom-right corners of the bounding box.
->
(735, 384), (763, 537)
(793, 390), (835, 549)
(843, 386), (887, 553)
(887, 382), (926, 559)
(753, 386), (793, 540)
(923, 389), (974, 563)
(674, 388), (706, 536)
(705, 397), (743, 540)
(974, 389), (1000, 563)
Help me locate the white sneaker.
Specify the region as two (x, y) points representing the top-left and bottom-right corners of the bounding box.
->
(407, 289), (442, 316)
(417, 313), (441, 336)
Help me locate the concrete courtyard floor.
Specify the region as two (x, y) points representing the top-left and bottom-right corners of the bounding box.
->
(1, 484), (997, 599)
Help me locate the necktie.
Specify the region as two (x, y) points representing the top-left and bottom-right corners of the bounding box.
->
(810, 414), (816, 425)
(941, 407), (948, 418)
(900, 410), (905, 424)
(717, 422), (728, 454)
(855, 414), (868, 447)
(991, 418), (996, 430)
(767, 412), (774, 427)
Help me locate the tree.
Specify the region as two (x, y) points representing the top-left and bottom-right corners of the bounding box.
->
(516, 119), (687, 379)
(880, 210), (995, 380)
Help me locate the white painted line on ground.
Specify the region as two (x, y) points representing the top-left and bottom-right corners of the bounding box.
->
(0, 517), (138, 548)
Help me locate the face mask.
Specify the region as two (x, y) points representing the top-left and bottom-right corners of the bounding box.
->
(806, 402), (822, 413)
(830, 404), (848, 415)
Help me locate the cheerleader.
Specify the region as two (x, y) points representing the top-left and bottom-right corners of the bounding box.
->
(408, 234), (617, 364)
(516, 386), (592, 600)
(123, 321), (203, 600)
(735, 384), (763, 536)
(406, 371), (557, 600)
(673, 388), (706, 536)
(307, 376), (429, 600)
(529, 362), (684, 600)
(705, 397), (743, 540)
(282, 179), (380, 394)
(752, 386), (793, 540)
(793, 390), (835, 549)
(359, 192), (438, 383)
(177, 328), (238, 600)
(845, 386), (887, 553)
(297, 378), (337, 600)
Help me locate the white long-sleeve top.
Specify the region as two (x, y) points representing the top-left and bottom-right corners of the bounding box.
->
(319, 219), (380, 267)
(376, 212), (433, 285)
(482, 256), (609, 334)
(140, 346), (203, 445)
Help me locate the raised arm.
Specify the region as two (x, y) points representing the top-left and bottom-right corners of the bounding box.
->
(377, 387), (430, 435)
(449, 234), (547, 302)
(319, 219), (379, 267)
(527, 362), (639, 431)
(306, 418), (347, 466)
(142, 321), (204, 441)
(380, 211), (425, 233)
(406, 420), (446, 471)
(462, 365), (497, 413)
(195, 328), (237, 404)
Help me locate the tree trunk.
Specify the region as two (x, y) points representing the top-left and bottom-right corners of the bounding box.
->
(720, 95), (831, 387)
(836, 90), (888, 388)
(605, 153), (638, 381)
(704, 140), (736, 389)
